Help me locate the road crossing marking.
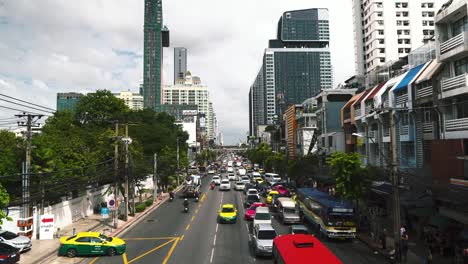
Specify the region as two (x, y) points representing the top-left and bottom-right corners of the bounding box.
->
(185, 224), (190, 231)
(162, 237), (180, 264)
(122, 252), (129, 264)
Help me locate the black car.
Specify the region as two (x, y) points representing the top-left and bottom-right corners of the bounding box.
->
(0, 243), (19, 264)
(243, 194), (260, 208)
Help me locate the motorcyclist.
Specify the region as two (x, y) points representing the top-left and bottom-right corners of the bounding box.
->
(169, 191), (174, 200)
(183, 198), (189, 208)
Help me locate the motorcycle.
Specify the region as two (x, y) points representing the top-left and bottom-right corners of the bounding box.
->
(184, 206), (189, 213)
(195, 196), (199, 202)
(210, 183), (215, 190)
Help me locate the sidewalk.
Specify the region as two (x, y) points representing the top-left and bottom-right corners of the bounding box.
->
(21, 192), (174, 264)
(357, 232), (454, 264)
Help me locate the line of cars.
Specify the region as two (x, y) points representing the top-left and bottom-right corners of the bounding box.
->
(0, 229), (34, 263)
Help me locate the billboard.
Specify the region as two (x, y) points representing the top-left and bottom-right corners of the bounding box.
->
(183, 110), (198, 116)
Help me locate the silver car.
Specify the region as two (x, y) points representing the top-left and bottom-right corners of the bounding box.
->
(251, 223), (277, 257)
(219, 179), (231, 191)
(0, 230), (32, 252)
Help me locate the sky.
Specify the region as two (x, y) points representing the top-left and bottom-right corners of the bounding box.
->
(0, 0), (355, 145)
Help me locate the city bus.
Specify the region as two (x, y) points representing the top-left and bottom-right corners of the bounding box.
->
(296, 188), (356, 239)
(272, 234), (342, 264)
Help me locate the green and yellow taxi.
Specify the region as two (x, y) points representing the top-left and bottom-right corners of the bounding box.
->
(266, 190), (279, 204)
(217, 204), (237, 224)
(258, 168), (265, 174)
(59, 232), (126, 258)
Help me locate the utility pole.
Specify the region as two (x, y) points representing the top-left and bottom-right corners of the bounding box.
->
(124, 124), (129, 221)
(153, 153), (158, 201)
(390, 111), (401, 262)
(176, 137), (180, 186)
(16, 113), (42, 239)
(113, 122), (119, 228)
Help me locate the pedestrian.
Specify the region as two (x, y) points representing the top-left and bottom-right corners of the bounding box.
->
(425, 246), (433, 264)
(379, 228), (387, 250)
(401, 231), (409, 263)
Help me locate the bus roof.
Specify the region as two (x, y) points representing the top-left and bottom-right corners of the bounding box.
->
(297, 188), (354, 213)
(273, 234), (342, 264)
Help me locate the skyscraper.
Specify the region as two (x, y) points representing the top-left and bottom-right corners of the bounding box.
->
(249, 8), (333, 136)
(174, 47), (187, 84)
(351, 0), (444, 75)
(143, 0), (163, 111)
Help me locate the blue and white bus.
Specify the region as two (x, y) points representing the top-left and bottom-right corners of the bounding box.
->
(296, 188), (356, 239)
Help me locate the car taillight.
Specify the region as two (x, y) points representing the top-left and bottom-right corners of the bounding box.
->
(0, 255), (9, 259)
(463, 248), (468, 256)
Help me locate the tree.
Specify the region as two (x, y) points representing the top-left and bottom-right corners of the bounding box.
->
(0, 183), (12, 225)
(326, 152), (372, 210)
(0, 130), (23, 198)
(74, 90), (129, 126)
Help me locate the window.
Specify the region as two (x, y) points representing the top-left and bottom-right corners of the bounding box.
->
(424, 111), (431, 122)
(379, 39), (385, 44)
(454, 57), (468, 76)
(378, 30), (384, 35)
(90, 237), (102, 243)
(328, 136), (333, 147)
(451, 16), (468, 36)
(76, 237), (91, 243)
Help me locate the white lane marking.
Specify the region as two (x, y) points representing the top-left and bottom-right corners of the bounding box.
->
(210, 248), (215, 263)
(245, 224), (249, 231)
(216, 223), (219, 233)
(213, 234), (217, 246)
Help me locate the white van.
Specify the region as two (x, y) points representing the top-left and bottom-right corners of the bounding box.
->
(264, 173), (281, 184)
(277, 197), (300, 224)
(253, 206), (272, 227)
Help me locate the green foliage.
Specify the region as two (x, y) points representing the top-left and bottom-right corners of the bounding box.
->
(0, 130), (23, 197)
(75, 90), (129, 126)
(135, 203), (146, 213)
(326, 152), (372, 203)
(144, 199), (153, 207)
(288, 154), (320, 184)
(0, 183), (12, 225)
(195, 149), (216, 166)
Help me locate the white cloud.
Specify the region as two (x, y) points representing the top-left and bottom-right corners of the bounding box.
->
(0, 0), (355, 144)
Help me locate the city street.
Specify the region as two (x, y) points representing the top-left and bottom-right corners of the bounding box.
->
(79, 173), (388, 264)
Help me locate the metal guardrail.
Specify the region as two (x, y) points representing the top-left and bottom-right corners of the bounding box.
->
(446, 117), (468, 131)
(423, 122), (433, 133)
(396, 94), (408, 106)
(442, 74), (466, 92)
(400, 125), (409, 135)
(416, 86), (432, 98)
(440, 33), (464, 54)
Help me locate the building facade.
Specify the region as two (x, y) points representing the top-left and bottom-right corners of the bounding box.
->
(249, 8), (333, 137)
(174, 47), (187, 84)
(113, 91), (144, 110)
(162, 72), (216, 140)
(143, 0), (163, 110)
(56, 92), (84, 112)
(352, 0), (444, 75)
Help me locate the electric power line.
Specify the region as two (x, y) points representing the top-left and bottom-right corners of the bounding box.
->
(0, 94), (56, 112)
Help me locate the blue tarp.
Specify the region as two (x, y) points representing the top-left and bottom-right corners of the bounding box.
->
(393, 63), (427, 93)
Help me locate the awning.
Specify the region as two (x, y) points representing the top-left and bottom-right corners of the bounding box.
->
(365, 81), (387, 102)
(392, 63), (428, 93)
(374, 74), (406, 108)
(352, 88), (373, 108)
(415, 60), (443, 84)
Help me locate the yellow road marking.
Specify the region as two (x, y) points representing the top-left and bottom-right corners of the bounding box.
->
(124, 237), (178, 241)
(122, 252), (129, 264)
(180, 234), (185, 241)
(89, 257), (99, 264)
(195, 208), (199, 214)
(162, 237), (180, 264)
(200, 193), (206, 202)
(128, 238), (175, 264)
(191, 215), (195, 221)
(185, 224), (190, 231)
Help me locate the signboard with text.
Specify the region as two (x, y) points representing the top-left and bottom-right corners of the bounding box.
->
(39, 214), (54, 240)
(183, 110), (198, 116)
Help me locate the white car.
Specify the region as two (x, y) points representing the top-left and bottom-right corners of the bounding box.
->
(228, 173), (236, 181)
(212, 175), (221, 185)
(253, 207), (272, 227)
(241, 176), (250, 184)
(246, 189), (259, 196)
(219, 179), (231, 191)
(0, 230), (32, 252)
(234, 181), (245, 191)
(208, 169), (215, 175)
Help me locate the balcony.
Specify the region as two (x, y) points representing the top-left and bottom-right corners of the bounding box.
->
(355, 106), (362, 119)
(400, 125), (409, 135)
(423, 122), (433, 133)
(446, 117), (468, 131)
(368, 130), (377, 144)
(440, 73), (468, 99)
(395, 93), (408, 107)
(438, 32), (468, 62)
(416, 85), (433, 99)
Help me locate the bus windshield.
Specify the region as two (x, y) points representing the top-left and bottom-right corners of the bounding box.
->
(327, 214), (355, 226)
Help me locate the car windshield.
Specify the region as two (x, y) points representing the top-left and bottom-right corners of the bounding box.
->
(255, 213), (270, 220)
(0, 231), (18, 240)
(236, 182), (244, 186)
(66, 235), (77, 241)
(293, 229), (309, 234)
(221, 180), (229, 184)
(328, 214), (355, 226)
(284, 208), (296, 214)
(99, 234), (112, 242)
(213, 176), (220, 180)
(258, 230), (276, 240)
(247, 195), (260, 202)
(222, 207), (235, 213)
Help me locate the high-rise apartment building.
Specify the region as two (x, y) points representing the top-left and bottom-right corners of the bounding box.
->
(249, 8), (333, 136)
(162, 72), (216, 140)
(352, 0), (444, 75)
(174, 47), (187, 84)
(143, 0), (163, 111)
(113, 91), (144, 110)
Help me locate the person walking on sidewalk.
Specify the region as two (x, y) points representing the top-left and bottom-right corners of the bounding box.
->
(401, 231), (409, 263)
(379, 228), (387, 250)
(424, 246), (433, 264)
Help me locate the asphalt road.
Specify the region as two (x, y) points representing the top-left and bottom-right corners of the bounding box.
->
(83, 172), (388, 264)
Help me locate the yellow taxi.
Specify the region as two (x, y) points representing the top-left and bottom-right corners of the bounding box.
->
(59, 232), (126, 258)
(217, 204), (238, 223)
(258, 168), (265, 174)
(266, 190), (279, 204)
(253, 176), (264, 184)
